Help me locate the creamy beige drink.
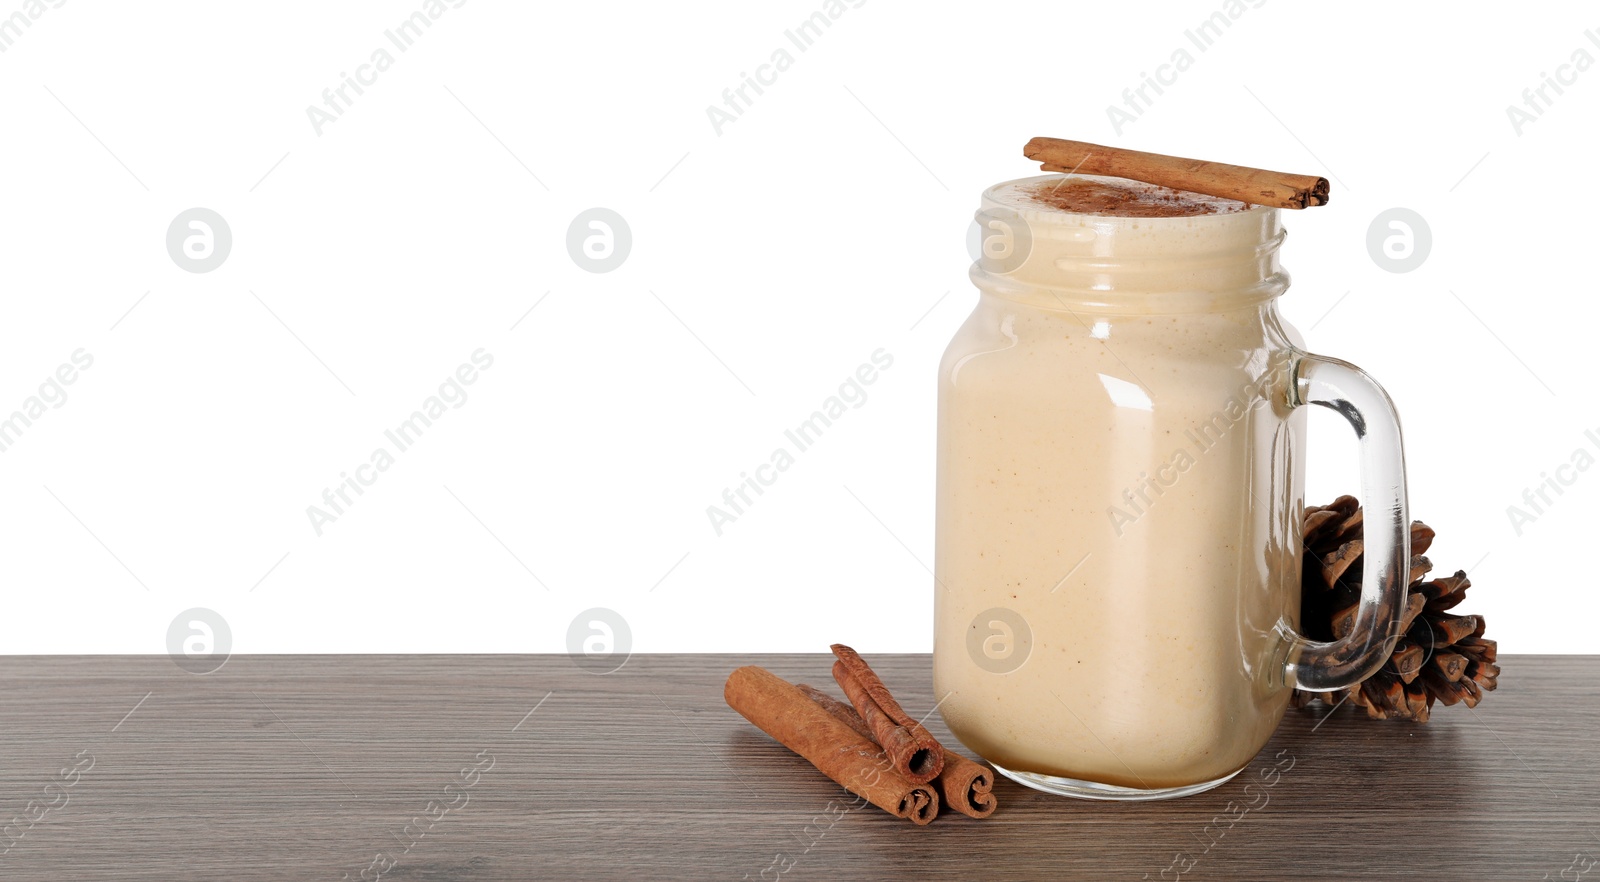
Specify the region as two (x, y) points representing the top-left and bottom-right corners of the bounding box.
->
(933, 175), (1307, 795)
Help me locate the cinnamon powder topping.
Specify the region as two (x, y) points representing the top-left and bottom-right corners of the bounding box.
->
(1022, 178), (1250, 218)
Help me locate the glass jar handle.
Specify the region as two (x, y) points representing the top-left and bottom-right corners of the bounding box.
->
(1281, 353), (1410, 692)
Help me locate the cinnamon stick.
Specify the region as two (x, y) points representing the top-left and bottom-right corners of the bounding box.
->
(800, 684), (997, 820)
(930, 752), (997, 819)
(724, 666), (939, 825)
(1022, 137), (1330, 209)
(830, 645), (945, 784)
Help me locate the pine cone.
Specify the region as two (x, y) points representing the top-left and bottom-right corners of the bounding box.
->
(1290, 495), (1500, 722)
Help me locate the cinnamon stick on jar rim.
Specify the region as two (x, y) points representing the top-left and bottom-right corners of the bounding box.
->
(724, 666), (939, 825)
(830, 644), (945, 785)
(799, 684), (997, 820)
(1023, 137), (1330, 209)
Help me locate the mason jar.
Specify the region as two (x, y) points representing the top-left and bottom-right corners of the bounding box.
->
(932, 174), (1409, 799)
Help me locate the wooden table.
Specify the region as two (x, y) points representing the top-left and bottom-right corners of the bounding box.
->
(0, 654), (1588, 880)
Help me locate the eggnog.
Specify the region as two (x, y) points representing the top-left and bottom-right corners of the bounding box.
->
(933, 175), (1306, 796)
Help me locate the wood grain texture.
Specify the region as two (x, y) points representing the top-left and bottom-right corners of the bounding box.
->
(0, 654), (1589, 881)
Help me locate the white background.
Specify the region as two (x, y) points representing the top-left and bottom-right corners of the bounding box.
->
(0, 1), (1592, 654)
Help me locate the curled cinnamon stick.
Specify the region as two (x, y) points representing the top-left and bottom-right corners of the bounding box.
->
(932, 752), (998, 819)
(1023, 137), (1330, 209)
(830, 645), (944, 785)
(799, 684), (997, 819)
(725, 666), (939, 825)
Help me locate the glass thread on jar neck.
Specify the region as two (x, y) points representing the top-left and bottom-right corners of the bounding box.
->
(972, 174), (1290, 315)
